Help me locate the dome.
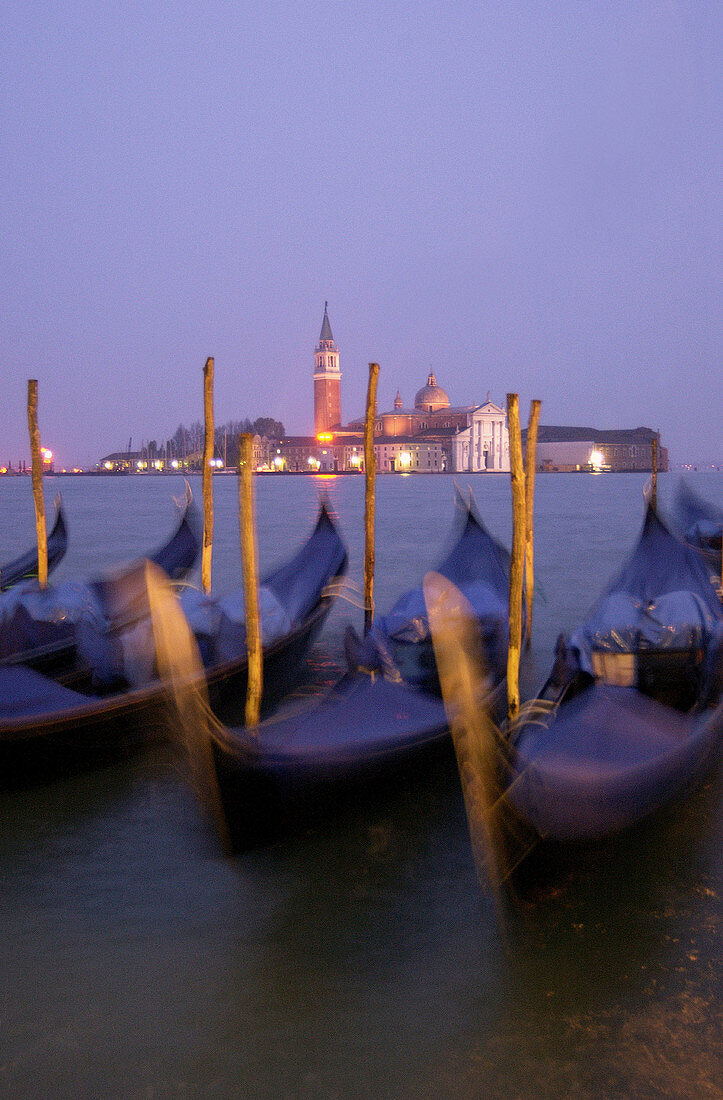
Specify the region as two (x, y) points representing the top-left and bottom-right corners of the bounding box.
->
(414, 372), (450, 412)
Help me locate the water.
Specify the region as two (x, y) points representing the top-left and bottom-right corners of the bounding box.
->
(1, 472), (721, 1098)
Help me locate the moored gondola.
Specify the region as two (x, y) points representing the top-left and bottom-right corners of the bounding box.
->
(509, 503), (722, 840)
(0, 492), (202, 674)
(187, 497), (510, 851)
(346, 493), (512, 694)
(211, 673), (451, 850)
(0, 498), (68, 591)
(0, 502), (348, 784)
(428, 503), (723, 859)
(670, 479), (722, 574)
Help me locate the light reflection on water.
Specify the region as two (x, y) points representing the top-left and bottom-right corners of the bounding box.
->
(0, 471), (721, 1098)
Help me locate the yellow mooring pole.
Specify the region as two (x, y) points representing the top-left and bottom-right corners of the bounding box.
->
(363, 362), (380, 636)
(523, 399), (541, 650)
(238, 433), (263, 729)
(27, 379), (48, 588)
(201, 357), (214, 594)
(506, 393), (526, 721)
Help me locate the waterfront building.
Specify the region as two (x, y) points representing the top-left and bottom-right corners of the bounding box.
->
(373, 435), (450, 473)
(529, 426), (668, 472)
(268, 436), (337, 473)
(344, 372), (510, 473)
(97, 451), (145, 472)
(261, 304), (510, 474)
(342, 370), (510, 473)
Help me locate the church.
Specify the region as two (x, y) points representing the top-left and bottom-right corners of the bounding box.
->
(273, 304), (510, 473)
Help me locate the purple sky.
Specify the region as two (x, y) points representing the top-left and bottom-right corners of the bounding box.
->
(2, 2), (720, 468)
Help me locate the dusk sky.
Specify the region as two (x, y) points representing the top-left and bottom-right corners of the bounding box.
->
(2, 2), (720, 468)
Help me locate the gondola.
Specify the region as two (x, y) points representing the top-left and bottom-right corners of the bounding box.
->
(210, 672), (451, 850)
(346, 494), (512, 694)
(0, 492), (202, 674)
(0, 498), (68, 591)
(196, 498), (510, 851)
(507, 503), (723, 840)
(670, 479), (722, 574)
(0, 502), (347, 783)
(429, 504), (723, 850)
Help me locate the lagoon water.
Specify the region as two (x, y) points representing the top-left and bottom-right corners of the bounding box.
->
(1, 471), (721, 1098)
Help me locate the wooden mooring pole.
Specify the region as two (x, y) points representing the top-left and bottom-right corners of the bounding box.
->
(524, 399), (541, 650)
(651, 437), (658, 512)
(506, 394), (526, 721)
(239, 433), (263, 729)
(27, 379), (48, 589)
(364, 362), (380, 636)
(201, 357), (214, 594)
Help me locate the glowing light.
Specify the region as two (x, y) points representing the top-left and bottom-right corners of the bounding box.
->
(41, 448), (53, 463)
(209, 458), (223, 467)
(589, 449), (604, 471)
(171, 459), (179, 469)
(104, 461), (113, 470)
(348, 452), (361, 468)
(273, 455), (284, 469)
(316, 432), (333, 443)
(398, 450), (412, 470)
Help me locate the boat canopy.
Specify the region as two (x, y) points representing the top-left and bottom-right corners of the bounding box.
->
(571, 589), (716, 675)
(568, 504), (722, 679)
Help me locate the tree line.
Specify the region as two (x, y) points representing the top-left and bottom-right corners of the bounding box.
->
(141, 417), (285, 468)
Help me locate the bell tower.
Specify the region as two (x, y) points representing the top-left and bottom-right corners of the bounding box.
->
(314, 302), (341, 434)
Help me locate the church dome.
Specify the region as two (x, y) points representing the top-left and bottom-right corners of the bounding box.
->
(414, 372), (450, 412)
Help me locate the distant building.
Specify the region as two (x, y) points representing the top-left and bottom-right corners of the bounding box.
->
(313, 302), (342, 435)
(294, 304), (510, 472)
(340, 366), (510, 473)
(97, 451), (144, 472)
(267, 436), (338, 473)
(529, 426), (668, 472)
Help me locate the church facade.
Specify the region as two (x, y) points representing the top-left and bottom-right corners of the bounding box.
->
(272, 304), (510, 473)
(342, 348), (510, 473)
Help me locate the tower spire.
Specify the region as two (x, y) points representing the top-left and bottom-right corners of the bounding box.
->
(319, 301), (334, 343)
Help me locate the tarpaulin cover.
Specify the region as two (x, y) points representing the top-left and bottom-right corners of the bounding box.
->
(569, 506), (722, 676)
(571, 589), (716, 675)
(0, 580), (104, 660)
(672, 480), (723, 550)
(348, 498), (511, 682)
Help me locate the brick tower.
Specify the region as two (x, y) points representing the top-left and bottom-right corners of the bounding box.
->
(313, 302), (341, 435)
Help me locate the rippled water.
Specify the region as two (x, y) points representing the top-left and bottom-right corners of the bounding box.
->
(1, 471), (720, 1098)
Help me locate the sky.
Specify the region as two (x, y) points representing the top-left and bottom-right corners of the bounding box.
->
(1, 1), (720, 468)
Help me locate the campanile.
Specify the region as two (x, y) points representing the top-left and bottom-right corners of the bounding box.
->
(313, 302), (341, 435)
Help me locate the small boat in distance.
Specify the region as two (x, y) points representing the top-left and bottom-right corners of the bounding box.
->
(0, 498), (68, 591)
